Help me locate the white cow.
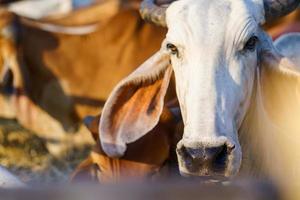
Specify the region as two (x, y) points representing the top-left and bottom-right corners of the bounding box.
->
(98, 0), (300, 199)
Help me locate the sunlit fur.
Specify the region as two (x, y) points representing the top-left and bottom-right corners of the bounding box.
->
(240, 35), (300, 200)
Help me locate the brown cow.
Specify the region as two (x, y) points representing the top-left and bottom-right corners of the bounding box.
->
(0, 1), (167, 155)
(71, 100), (181, 183)
(0, 8), (20, 117)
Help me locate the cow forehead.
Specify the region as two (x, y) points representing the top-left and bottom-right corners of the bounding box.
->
(165, 0), (265, 45)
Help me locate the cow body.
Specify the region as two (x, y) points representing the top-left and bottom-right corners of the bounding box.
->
(0, 1), (166, 154)
(71, 104), (180, 183)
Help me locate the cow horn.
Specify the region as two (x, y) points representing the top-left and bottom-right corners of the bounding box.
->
(140, 0), (174, 27)
(264, 0), (300, 21)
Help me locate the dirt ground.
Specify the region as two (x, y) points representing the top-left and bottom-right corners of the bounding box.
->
(0, 118), (92, 185)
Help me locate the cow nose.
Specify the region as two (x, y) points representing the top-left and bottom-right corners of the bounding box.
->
(185, 146), (224, 161)
(177, 143), (235, 175)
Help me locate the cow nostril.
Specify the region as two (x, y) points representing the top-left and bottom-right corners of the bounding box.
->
(178, 143), (235, 174)
(184, 147), (204, 160)
(213, 145), (228, 171)
(184, 146), (225, 162)
(212, 144), (235, 172)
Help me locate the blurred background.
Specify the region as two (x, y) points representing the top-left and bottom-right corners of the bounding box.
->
(0, 0), (166, 185)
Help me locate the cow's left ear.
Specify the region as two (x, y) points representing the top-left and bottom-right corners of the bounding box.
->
(99, 51), (172, 158)
(261, 33), (300, 76)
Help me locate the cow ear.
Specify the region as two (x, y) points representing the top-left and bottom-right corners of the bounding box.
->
(99, 51), (172, 158)
(261, 33), (300, 76)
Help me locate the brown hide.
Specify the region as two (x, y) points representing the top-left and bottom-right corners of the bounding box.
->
(0, 2), (167, 149)
(19, 8), (166, 124)
(71, 105), (180, 183)
(0, 9), (20, 118)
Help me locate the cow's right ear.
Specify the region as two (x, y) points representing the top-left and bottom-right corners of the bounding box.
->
(261, 33), (300, 76)
(99, 51), (172, 158)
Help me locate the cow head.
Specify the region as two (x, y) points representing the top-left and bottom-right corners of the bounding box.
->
(99, 0), (300, 178)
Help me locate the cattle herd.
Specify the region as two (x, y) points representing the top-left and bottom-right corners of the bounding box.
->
(0, 0), (299, 200)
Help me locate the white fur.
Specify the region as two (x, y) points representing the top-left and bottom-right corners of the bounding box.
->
(8, 0), (72, 19)
(165, 0), (267, 176)
(163, 0), (300, 177)
(7, 0), (101, 35)
(21, 19), (99, 35)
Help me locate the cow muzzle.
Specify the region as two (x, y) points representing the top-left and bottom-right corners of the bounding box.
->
(176, 138), (238, 177)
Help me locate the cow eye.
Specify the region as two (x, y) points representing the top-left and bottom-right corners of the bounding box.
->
(166, 43), (179, 56)
(244, 36), (258, 52)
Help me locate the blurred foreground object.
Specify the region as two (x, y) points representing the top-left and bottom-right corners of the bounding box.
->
(0, 180), (280, 200)
(73, 0), (94, 8)
(0, 0), (19, 4)
(0, 166), (24, 188)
